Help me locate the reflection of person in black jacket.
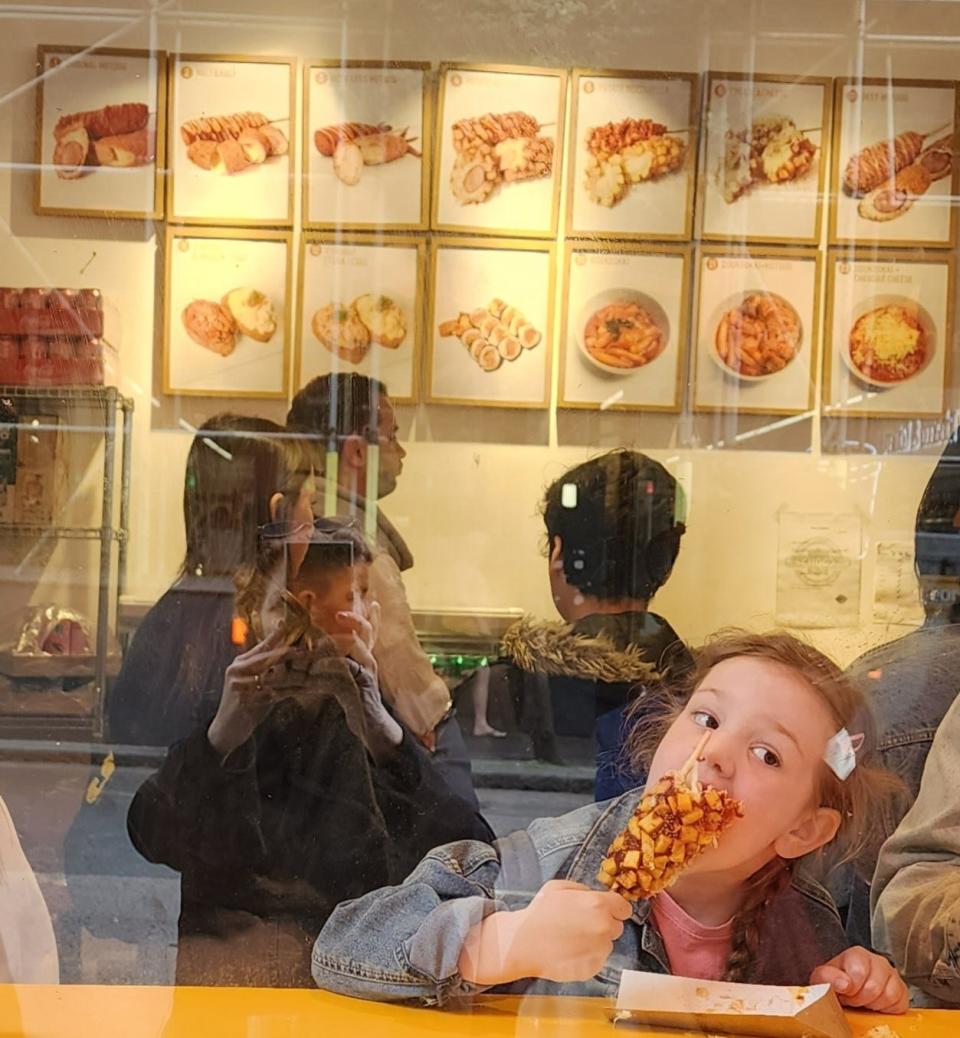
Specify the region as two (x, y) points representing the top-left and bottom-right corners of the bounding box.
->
(127, 524), (493, 988)
(457, 450), (691, 800)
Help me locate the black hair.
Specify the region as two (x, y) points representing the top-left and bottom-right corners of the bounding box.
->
(542, 449), (685, 602)
(915, 428), (960, 621)
(181, 414), (311, 580)
(286, 374), (389, 457)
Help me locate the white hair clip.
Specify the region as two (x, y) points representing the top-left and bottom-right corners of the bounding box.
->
(824, 728), (865, 781)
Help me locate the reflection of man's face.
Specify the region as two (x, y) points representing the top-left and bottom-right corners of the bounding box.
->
(375, 397), (406, 499)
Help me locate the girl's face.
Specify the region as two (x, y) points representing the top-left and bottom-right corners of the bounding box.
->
(647, 656), (841, 882)
(286, 474), (317, 575)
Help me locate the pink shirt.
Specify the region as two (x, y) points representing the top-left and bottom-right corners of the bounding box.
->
(650, 892), (733, 981)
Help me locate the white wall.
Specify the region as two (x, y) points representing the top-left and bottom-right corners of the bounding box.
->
(1, 0), (957, 664)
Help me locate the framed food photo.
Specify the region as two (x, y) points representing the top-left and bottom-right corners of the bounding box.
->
(433, 64), (567, 238)
(35, 46), (165, 220)
(163, 227), (292, 398)
(824, 251), (954, 418)
(303, 61), (430, 231)
(699, 73), (831, 246)
(296, 235), (424, 402)
(167, 54), (295, 227)
(692, 247), (821, 415)
(428, 238), (554, 408)
(566, 69), (698, 242)
(559, 243), (690, 412)
(831, 78), (959, 248)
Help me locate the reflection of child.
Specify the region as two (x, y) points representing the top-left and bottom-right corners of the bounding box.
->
(313, 632), (909, 1014)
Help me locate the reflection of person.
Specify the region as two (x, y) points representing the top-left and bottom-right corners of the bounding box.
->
(872, 694), (960, 1004)
(128, 522), (492, 988)
(288, 374), (476, 806)
(457, 450), (690, 798)
(838, 432), (960, 942)
(107, 415), (314, 747)
(0, 796), (58, 984)
(313, 632), (907, 1013)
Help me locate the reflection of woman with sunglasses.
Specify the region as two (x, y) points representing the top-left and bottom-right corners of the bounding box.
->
(107, 414), (315, 747)
(127, 518), (494, 988)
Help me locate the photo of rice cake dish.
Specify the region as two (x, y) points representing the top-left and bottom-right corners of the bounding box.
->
(580, 293), (669, 374)
(713, 292), (801, 378)
(848, 303), (927, 384)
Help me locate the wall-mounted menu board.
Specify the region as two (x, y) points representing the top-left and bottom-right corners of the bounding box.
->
(303, 61), (430, 231)
(35, 46), (165, 220)
(162, 226), (292, 398)
(823, 251), (953, 418)
(296, 235), (424, 402)
(565, 69), (697, 242)
(432, 64), (567, 239)
(831, 78), (959, 248)
(699, 73), (831, 246)
(559, 243), (689, 412)
(693, 247), (821, 415)
(167, 54), (296, 227)
(427, 237), (555, 408)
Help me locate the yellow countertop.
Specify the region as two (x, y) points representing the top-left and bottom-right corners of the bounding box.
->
(0, 985), (952, 1038)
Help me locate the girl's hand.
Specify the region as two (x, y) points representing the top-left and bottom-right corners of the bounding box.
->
(458, 880), (632, 986)
(334, 604), (379, 676)
(207, 625), (289, 760)
(810, 947), (909, 1014)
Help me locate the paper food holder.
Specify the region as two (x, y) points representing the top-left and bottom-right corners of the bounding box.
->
(612, 971), (852, 1038)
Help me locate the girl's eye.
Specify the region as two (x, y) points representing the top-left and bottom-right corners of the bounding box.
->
(751, 746), (781, 768)
(691, 710), (719, 730)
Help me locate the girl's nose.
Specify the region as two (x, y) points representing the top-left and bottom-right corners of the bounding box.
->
(698, 733), (734, 782)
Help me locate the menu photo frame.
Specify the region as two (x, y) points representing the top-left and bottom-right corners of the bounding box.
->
(427, 236), (556, 409)
(692, 245), (822, 416)
(566, 68), (699, 242)
(823, 248), (955, 419)
(559, 241), (691, 413)
(295, 233), (426, 403)
(162, 225), (293, 399)
(303, 60), (432, 232)
(35, 45), (166, 220)
(167, 53), (296, 228)
(830, 77), (960, 249)
(698, 72), (832, 246)
(432, 63), (568, 239)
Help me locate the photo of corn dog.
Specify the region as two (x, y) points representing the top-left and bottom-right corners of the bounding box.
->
(439, 297), (541, 373)
(449, 111), (554, 205)
(312, 122), (421, 187)
(180, 112), (289, 176)
(598, 734), (743, 900)
(51, 102), (155, 180)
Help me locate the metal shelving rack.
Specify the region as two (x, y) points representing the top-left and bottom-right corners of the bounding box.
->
(0, 385), (133, 738)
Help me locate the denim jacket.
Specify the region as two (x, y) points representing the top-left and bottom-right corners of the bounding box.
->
(312, 791), (850, 1005)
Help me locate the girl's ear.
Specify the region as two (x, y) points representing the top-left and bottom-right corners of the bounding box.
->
(293, 589), (315, 610)
(268, 491), (283, 522)
(773, 807), (841, 860)
(549, 535), (563, 565)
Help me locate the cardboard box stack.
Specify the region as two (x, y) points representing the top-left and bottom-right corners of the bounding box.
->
(0, 402), (66, 527)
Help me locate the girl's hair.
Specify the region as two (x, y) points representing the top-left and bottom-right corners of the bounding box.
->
(541, 449), (686, 603)
(181, 414), (311, 581)
(624, 628), (907, 984)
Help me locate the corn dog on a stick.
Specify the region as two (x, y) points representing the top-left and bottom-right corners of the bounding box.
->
(598, 733), (742, 901)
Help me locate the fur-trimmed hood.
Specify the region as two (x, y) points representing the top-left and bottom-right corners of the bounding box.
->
(501, 613), (687, 685)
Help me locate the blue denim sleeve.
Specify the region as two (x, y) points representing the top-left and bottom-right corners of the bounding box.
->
(311, 838), (507, 1005)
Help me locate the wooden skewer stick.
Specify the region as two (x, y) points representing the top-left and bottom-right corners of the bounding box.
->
(922, 121), (952, 140)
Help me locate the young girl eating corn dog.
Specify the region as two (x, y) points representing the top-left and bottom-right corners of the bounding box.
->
(311, 630), (909, 1013)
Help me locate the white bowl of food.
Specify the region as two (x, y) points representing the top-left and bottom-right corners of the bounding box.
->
(708, 290), (803, 383)
(842, 295), (936, 389)
(576, 289), (670, 376)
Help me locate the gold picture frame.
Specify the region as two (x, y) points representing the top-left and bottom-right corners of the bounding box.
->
(432, 63), (568, 239)
(558, 241), (691, 413)
(829, 77), (960, 249)
(166, 53), (297, 228)
(426, 236), (556, 409)
(565, 68), (699, 243)
(823, 247), (955, 419)
(302, 60), (432, 232)
(295, 233), (427, 404)
(692, 244), (822, 416)
(34, 45), (166, 221)
(162, 225), (294, 399)
(698, 71), (832, 247)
